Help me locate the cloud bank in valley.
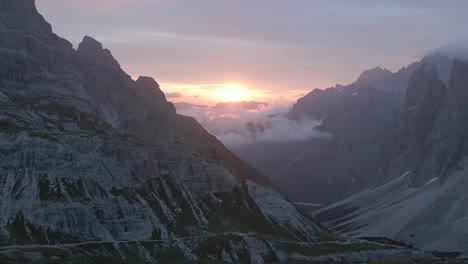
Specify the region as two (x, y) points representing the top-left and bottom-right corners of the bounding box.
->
(177, 102), (329, 147)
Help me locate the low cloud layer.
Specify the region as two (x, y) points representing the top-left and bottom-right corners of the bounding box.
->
(165, 92), (183, 98)
(177, 102), (329, 147)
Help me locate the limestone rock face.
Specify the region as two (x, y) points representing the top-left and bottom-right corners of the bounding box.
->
(400, 65), (447, 138)
(419, 60), (468, 184)
(316, 60), (468, 255)
(382, 60), (468, 186)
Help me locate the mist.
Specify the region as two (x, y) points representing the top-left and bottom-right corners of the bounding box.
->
(177, 102), (330, 147)
(434, 40), (468, 61)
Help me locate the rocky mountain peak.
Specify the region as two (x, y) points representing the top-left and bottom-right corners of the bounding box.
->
(0, 0), (37, 15)
(78, 35), (104, 52)
(136, 76), (161, 91)
(401, 63), (446, 120)
(0, 0), (52, 32)
(289, 87), (341, 120)
(355, 66), (394, 85)
(76, 36), (121, 71)
(135, 76), (170, 105)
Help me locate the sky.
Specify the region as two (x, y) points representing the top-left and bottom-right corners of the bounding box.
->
(36, 0), (468, 105)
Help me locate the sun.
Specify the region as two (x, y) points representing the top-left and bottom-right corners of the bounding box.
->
(214, 83), (250, 102)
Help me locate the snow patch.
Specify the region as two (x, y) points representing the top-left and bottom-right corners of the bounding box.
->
(400, 171), (410, 179)
(425, 177), (438, 186)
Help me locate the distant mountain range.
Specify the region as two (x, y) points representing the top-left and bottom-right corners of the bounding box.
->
(232, 50), (468, 255)
(233, 53), (452, 203)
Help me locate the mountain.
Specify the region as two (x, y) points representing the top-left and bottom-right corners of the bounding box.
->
(315, 59), (468, 255)
(0, 0), (436, 263)
(232, 53), (453, 206)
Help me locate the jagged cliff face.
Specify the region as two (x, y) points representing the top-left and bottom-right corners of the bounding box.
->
(316, 60), (468, 255)
(381, 64), (448, 185)
(0, 1), (436, 263)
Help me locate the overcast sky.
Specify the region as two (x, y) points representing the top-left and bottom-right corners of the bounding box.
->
(36, 0), (468, 104)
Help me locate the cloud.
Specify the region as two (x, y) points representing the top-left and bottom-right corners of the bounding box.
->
(176, 102), (330, 147)
(432, 39), (468, 61)
(165, 92), (183, 98)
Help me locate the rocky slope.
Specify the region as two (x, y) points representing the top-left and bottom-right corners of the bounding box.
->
(315, 60), (468, 255)
(0, 0), (437, 263)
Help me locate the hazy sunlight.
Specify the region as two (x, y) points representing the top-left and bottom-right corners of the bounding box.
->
(213, 83), (250, 102)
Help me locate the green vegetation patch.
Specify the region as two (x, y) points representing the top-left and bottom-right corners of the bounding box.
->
(202, 184), (275, 235)
(195, 234), (251, 263)
(38, 176), (66, 201)
(0, 120), (22, 133)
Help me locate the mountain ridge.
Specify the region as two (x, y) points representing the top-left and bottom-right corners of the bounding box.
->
(232, 52), (455, 206)
(0, 0), (437, 263)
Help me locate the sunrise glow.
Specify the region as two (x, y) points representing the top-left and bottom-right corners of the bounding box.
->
(213, 83), (251, 102)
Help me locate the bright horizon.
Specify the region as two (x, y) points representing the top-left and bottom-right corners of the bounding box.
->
(36, 0), (468, 105)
